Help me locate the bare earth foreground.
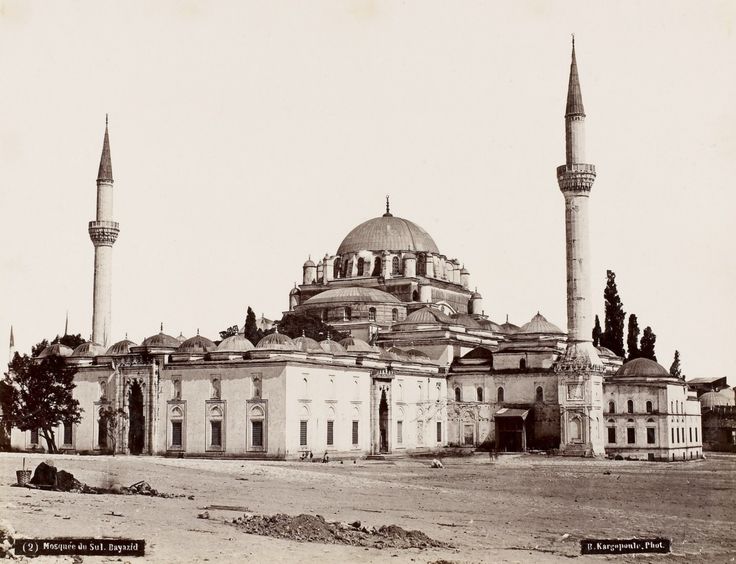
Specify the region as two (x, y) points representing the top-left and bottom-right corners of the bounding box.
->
(1, 452), (734, 563)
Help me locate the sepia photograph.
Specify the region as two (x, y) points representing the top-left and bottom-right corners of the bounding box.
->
(0, 1), (734, 562)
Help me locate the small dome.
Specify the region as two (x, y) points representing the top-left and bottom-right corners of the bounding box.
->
(477, 319), (503, 332)
(294, 335), (322, 352)
(337, 214), (440, 255)
(319, 338), (346, 354)
(499, 320), (520, 334)
(289, 286), (300, 295)
(399, 306), (454, 326)
(700, 389), (735, 408)
(615, 358), (670, 379)
(106, 339), (137, 355)
(460, 267), (469, 275)
(303, 287), (401, 305)
(37, 343), (74, 358)
(388, 346), (409, 359)
(519, 312), (564, 335)
(141, 331), (181, 349)
(338, 336), (374, 353)
(216, 333), (255, 353)
(71, 342), (106, 357)
(470, 291), (483, 300)
(596, 346), (617, 357)
(176, 332), (187, 343)
(303, 258), (316, 268)
(378, 348), (400, 361)
(256, 332), (296, 351)
(450, 313), (482, 329)
(178, 334), (216, 353)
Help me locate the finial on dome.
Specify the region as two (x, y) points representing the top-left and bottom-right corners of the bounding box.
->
(383, 195), (392, 217)
(506, 314), (509, 323)
(125, 332), (128, 339)
(302, 330), (306, 337)
(197, 328), (200, 336)
(160, 322), (164, 332)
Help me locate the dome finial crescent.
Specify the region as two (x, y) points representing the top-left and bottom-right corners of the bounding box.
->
(384, 195), (392, 217)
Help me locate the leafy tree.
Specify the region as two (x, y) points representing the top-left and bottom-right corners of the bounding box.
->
(98, 405), (128, 456)
(626, 314), (640, 360)
(219, 325), (239, 340)
(31, 339), (48, 358)
(0, 378), (14, 450)
(669, 350), (682, 379)
(244, 307), (260, 345)
(639, 326), (657, 361)
(274, 312), (349, 342)
(5, 352), (82, 453)
(52, 333), (86, 350)
(600, 270), (626, 357)
(592, 315), (602, 347)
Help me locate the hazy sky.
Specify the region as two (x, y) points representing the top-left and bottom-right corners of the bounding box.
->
(1, 1), (734, 384)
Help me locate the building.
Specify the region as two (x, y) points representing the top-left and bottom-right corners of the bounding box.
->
(8, 41), (702, 461)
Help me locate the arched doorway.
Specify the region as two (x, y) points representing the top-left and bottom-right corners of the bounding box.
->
(128, 381), (145, 455)
(379, 390), (389, 453)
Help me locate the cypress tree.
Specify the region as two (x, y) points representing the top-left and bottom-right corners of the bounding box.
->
(669, 350), (682, 379)
(592, 315), (602, 347)
(244, 307), (259, 345)
(626, 314), (640, 360)
(600, 270), (626, 357)
(639, 326), (657, 361)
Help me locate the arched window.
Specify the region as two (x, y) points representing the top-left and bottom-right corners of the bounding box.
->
(627, 399), (634, 414)
(646, 400), (653, 414)
(412, 290), (419, 301)
(392, 256), (400, 275)
(417, 255), (426, 276)
(536, 386), (544, 402)
(607, 401), (615, 413)
(333, 261), (341, 279)
(497, 387), (504, 403)
(519, 358), (526, 370)
(321, 309), (328, 322)
(372, 257), (382, 276)
(344, 307), (352, 321)
(392, 308), (398, 322)
(211, 379), (221, 400)
(454, 387), (461, 402)
(476, 387), (483, 402)
(357, 258), (365, 276)
(368, 307), (376, 322)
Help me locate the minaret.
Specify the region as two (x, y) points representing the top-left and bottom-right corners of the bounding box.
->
(9, 326), (15, 361)
(556, 39), (605, 456)
(88, 116), (119, 347)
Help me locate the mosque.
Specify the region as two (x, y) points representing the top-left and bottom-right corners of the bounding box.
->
(9, 42), (703, 461)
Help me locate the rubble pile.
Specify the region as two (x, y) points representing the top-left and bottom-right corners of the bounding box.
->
(230, 513), (448, 549)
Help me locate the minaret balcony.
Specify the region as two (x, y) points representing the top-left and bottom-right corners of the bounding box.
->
(557, 163), (596, 193)
(89, 220), (120, 246)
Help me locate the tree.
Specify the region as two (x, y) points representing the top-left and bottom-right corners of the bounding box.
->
(600, 270), (626, 357)
(669, 350), (682, 379)
(639, 326), (657, 361)
(0, 378), (14, 450)
(52, 333), (86, 350)
(274, 312), (349, 342)
(5, 352), (82, 453)
(244, 307), (259, 345)
(219, 325), (239, 340)
(592, 315), (602, 347)
(98, 405), (128, 455)
(626, 314), (640, 360)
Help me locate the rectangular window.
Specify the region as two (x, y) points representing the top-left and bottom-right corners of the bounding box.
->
(627, 428), (635, 444)
(210, 421), (222, 447)
(689, 428), (692, 442)
(252, 420), (263, 447)
(647, 428), (655, 444)
(352, 420), (359, 445)
(695, 428), (698, 442)
(171, 421), (183, 447)
(607, 427), (616, 444)
(436, 421), (442, 443)
(327, 420), (334, 446)
(30, 429), (39, 445)
(676, 428), (680, 443)
(300, 420), (308, 446)
(672, 428), (675, 443)
(63, 422), (73, 445)
(397, 421), (403, 444)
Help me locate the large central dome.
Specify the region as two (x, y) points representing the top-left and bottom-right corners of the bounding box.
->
(337, 213), (439, 255)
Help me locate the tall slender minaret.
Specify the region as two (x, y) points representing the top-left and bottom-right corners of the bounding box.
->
(8, 326), (15, 361)
(88, 117), (119, 347)
(556, 38), (605, 456)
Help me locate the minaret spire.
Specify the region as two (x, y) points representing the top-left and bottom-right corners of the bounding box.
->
(97, 116), (113, 183)
(566, 36), (585, 118)
(383, 195), (392, 217)
(9, 326), (15, 361)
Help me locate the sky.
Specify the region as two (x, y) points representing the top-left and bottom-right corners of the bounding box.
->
(1, 1), (734, 384)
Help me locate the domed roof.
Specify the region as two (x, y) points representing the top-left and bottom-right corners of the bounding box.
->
(303, 258), (316, 267)
(378, 348), (400, 361)
(106, 339), (138, 356)
(596, 346), (617, 357)
(216, 333), (255, 352)
(71, 341), (107, 357)
(337, 214), (439, 255)
(399, 306), (454, 326)
(37, 343), (74, 358)
(499, 318), (520, 334)
(451, 313), (482, 329)
(319, 338), (346, 354)
(477, 319), (503, 332)
(470, 291), (483, 300)
(304, 287), (401, 305)
(700, 389), (735, 408)
(615, 358), (670, 379)
(178, 334), (216, 353)
(519, 313), (564, 335)
(256, 331), (296, 351)
(294, 334), (322, 352)
(338, 336), (374, 353)
(141, 331), (181, 349)
(176, 332), (187, 343)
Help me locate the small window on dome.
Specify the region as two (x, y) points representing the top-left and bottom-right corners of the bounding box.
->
(372, 257), (382, 276)
(357, 258), (365, 276)
(344, 307), (352, 321)
(392, 256), (400, 275)
(368, 307), (376, 322)
(392, 308), (398, 322)
(333, 261), (340, 279)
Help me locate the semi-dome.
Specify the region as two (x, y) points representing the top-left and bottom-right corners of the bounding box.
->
(216, 333), (255, 353)
(319, 338), (346, 354)
(294, 334), (322, 352)
(337, 214), (440, 255)
(37, 343), (74, 358)
(140, 331), (181, 349)
(338, 336), (374, 353)
(615, 358), (670, 379)
(303, 287), (401, 305)
(519, 312), (564, 335)
(178, 334), (216, 353)
(256, 331), (296, 351)
(72, 342), (107, 357)
(106, 339), (137, 355)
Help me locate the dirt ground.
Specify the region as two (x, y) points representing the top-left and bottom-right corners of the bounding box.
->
(1, 451), (734, 563)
